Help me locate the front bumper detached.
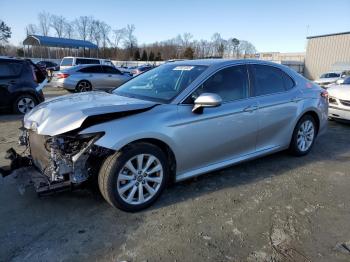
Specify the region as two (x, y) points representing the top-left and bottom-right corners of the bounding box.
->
(0, 148), (71, 194)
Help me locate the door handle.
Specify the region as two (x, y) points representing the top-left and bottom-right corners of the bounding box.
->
(8, 80), (16, 84)
(108, 74), (112, 77)
(290, 97), (301, 103)
(243, 105), (258, 112)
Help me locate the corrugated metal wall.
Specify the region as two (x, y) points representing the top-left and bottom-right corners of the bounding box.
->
(305, 33), (350, 80)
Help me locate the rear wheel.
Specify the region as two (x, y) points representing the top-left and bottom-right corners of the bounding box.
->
(13, 94), (37, 114)
(76, 80), (92, 92)
(98, 143), (169, 212)
(289, 115), (317, 156)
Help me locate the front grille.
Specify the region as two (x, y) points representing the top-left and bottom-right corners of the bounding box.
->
(28, 131), (50, 172)
(340, 99), (350, 107)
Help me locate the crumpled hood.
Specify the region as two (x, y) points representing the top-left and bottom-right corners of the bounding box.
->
(24, 91), (157, 136)
(328, 85), (350, 100)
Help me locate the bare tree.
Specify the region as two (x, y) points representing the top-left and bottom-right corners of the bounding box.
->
(25, 24), (37, 36)
(238, 40), (256, 57)
(111, 27), (125, 58)
(38, 11), (51, 36)
(75, 16), (92, 41)
(182, 32), (193, 48)
(99, 21), (111, 57)
(64, 22), (74, 38)
(123, 24), (137, 58)
(51, 15), (66, 38)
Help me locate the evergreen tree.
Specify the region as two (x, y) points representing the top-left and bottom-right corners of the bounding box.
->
(141, 50), (148, 61)
(155, 52), (162, 61)
(133, 49), (141, 60)
(148, 51), (155, 61)
(183, 47), (194, 59)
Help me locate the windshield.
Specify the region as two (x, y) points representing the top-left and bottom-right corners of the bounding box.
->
(113, 64), (208, 103)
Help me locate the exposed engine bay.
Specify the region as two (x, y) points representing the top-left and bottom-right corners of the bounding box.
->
(1, 129), (112, 195)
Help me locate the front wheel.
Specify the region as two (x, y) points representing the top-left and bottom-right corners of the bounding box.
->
(289, 115), (317, 156)
(98, 143), (170, 212)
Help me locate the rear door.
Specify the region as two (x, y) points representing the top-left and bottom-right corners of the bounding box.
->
(249, 64), (301, 151)
(78, 65), (105, 89)
(102, 65), (129, 88)
(175, 65), (259, 173)
(0, 60), (23, 109)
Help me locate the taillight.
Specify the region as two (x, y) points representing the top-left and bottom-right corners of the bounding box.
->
(321, 90), (328, 99)
(56, 73), (70, 79)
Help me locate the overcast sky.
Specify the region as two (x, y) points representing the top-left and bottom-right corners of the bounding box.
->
(2, 0), (350, 52)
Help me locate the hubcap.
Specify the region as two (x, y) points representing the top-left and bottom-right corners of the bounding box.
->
(78, 81), (91, 92)
(297, 120), (315, 152)
(117, 154), (163, 205)
(17, 97), (35, 114)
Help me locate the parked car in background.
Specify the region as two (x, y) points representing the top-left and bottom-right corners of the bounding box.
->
(6, 59), (328, 211)
(50, 64), (131, 92)
(36, 60), (60, 71)
(131, 65), (154, 76)
(0, 57), (45, 114)
(314, 72), (342, 88)
(328, 76), (350, 121)
(60, 57), (102, 70)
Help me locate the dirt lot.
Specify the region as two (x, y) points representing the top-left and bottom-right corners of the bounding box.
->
(0, 89), (350, 262)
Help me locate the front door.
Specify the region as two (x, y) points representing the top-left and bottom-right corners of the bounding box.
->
(174, 65), (259, 174)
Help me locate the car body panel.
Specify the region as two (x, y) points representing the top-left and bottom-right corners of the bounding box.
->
(22, 59), (328, 182)
(0, 58), (45, 112)
(24, 92), (157, 136)
(328, 84), (350, 120)
(50, 65), (132, 91)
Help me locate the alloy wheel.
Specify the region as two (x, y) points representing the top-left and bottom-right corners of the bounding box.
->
(297, 120), (315, 152)
(77, 81), (92, 92)
(17, 97), (35, 114)
(117, 154), (163, 205)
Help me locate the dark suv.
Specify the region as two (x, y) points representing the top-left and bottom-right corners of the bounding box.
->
(0, 58), (45, 114)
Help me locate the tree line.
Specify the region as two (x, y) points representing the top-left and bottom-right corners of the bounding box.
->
(1, 12), (257, 61)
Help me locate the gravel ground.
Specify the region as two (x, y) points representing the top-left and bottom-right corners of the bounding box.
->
(0, 89), (350, 262)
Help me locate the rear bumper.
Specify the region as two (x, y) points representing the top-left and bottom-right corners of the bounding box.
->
(329, 106), (350, 121)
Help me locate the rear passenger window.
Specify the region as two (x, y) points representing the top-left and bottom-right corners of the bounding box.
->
(0, 62), (23, 77)
(251, 65), (293, 96)
(79, 66), (103, 73)
(76, 58), (100, 65)
(283, 73), (295, 90)
(186, 65), (249, 103)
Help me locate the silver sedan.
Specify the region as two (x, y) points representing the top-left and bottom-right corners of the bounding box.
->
(5, 59), (328, 212)
(50, 64), (132, 92)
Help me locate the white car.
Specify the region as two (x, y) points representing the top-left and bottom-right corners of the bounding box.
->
(314, 72), (341, 88)
(328, 77), (350, 121)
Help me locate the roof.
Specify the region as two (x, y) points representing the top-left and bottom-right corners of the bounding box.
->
(170, 58), (283, 67)
(307, 31), (350, 39)
(23, 35), (98, 49)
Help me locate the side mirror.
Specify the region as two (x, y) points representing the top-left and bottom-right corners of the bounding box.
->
(192, 93), (222, 113)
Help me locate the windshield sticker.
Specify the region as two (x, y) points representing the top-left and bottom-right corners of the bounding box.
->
(173, 66), (194, 71)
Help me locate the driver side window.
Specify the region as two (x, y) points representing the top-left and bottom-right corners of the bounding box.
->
(184, 65), (249, 104)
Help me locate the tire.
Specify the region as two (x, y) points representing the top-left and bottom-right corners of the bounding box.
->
(76, 80), (92, 92)
(98, 142), (170, 212)
(13, 94), (37, 114)
(289, 115), (317, 156)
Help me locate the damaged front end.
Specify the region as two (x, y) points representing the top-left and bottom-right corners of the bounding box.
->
(1, 128), (110, 195)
